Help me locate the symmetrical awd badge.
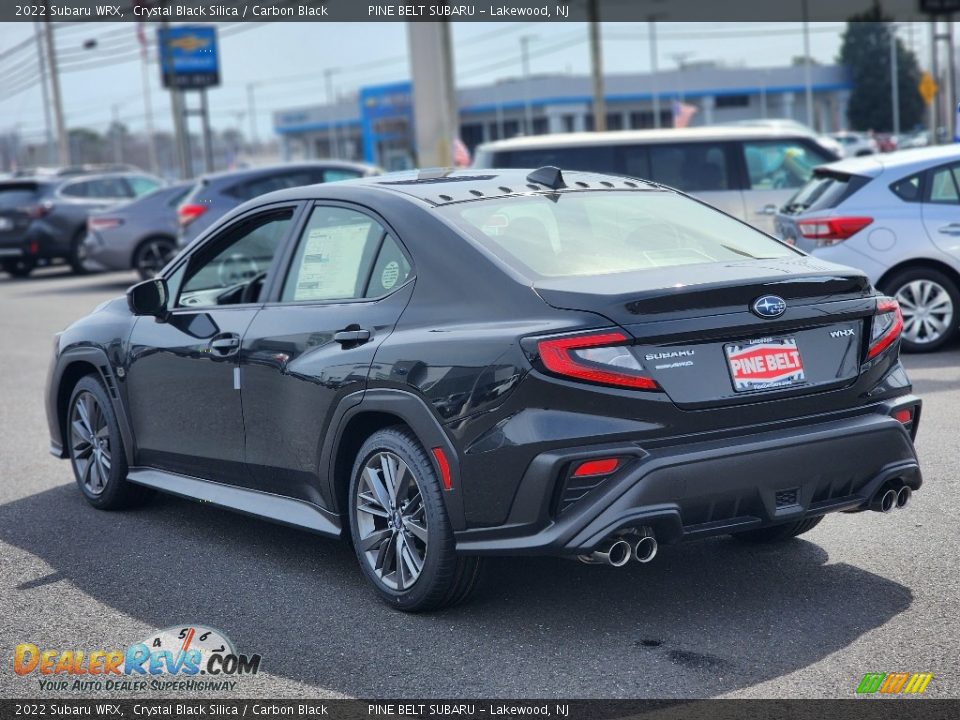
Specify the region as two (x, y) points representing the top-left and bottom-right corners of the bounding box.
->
(752, 295), (787, 319)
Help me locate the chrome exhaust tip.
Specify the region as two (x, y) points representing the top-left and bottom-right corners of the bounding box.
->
(633, 535), (658, 563)
(578, 537), (632, 567)
(896, 486), (912, 510)
(871, 487), (897, 513)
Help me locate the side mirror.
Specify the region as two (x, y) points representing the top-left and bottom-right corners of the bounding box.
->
(127, 278), (169, 318)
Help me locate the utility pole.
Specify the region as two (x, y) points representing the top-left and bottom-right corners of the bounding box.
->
(801, 0), (815, 130)
(648, 19), (661, 129)
(931, 21), (940, 142)
(324, 68), (341, 158)
(160, 17), (191, 178)
(33, 22), (55, 166)
(41, 5), (69, 166)
(519, 35), (536, 135)
(587, 0), (606, 132)
(111, 105), (123, 164)
(890, 24), (901, 137)
(246, 82), (259, 151)
(139, 40), (158, 175)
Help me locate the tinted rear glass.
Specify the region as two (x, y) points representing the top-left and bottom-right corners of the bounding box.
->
(493, 147), (618, 174)
(0, 185), (39, 209)
(439, 190), (796, 279)
(782, 171), (868, 214)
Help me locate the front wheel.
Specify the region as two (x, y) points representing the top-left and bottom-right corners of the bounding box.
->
(883, 268), (959, 352)
(348, 427), (483, 612)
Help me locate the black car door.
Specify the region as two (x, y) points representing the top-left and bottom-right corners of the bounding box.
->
(239, 202), (414, 508)
(123, 203), (301, 483)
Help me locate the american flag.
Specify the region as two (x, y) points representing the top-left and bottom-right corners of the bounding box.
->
(672, 100), (698, 129)
(453, 137), (471, 167)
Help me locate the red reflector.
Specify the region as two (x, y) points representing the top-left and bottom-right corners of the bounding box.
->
(894, 409), (913, 424)
(177, 203), (208, 227)
(431, 447), (453, 490)
(572, 458), (620, 478)
(28, 241), (39, 254)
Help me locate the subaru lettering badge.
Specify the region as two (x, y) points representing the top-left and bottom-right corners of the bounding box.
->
(752, 295), (787, 319)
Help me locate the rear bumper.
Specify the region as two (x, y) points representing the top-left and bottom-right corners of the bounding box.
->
(454, 398), (922, 555)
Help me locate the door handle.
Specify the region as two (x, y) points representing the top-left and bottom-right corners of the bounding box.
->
(938, 223), (960, 235)
(209, 334), (240, 356)
(756, 204), (779, 216)
(333, 328), (371, 345)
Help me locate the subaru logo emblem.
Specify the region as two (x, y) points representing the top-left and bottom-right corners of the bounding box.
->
(752, 295), (787, 319)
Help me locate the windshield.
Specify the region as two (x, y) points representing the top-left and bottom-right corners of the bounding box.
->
(439, 190), (798, 279)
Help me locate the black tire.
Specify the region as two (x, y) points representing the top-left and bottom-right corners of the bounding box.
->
(881, 267), (960, 353)
(732, 516), (823, 543)
(348, 426), (483, 612)
(1, 258), (35, 278)
(133, 237), (176, 280)
(67, 375), (152, 510)
(69, 230), (90, 275)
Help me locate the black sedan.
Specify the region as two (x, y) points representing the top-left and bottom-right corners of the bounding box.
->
(45, 168), (922, 611)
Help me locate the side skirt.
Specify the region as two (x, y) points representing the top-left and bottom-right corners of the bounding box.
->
(127, 468), (342, 538)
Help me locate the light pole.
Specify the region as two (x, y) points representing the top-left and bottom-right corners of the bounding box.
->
(324, 67), (341, 158)
(587, 0), (605, 133)
(801, 0), (815, 129)
(648, 19), (661, 128)
(33, 22), (55, 166)
(890, 24), (900, 137)
(41, 4), (69, 166)
(519, 34), (537, 136)
(246, 82), (260, 151)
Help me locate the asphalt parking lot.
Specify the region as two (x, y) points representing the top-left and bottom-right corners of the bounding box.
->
(1, 268), (957, 700)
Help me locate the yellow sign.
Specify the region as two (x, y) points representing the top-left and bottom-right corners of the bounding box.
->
(168, 35), (210, 53)
(919, 72), (938, 105)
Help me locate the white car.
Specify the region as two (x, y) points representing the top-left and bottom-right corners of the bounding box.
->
(831, 131), (879, 157)
(776, 145), (960, 352)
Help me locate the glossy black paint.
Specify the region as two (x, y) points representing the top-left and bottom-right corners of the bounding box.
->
(45, 169), (922, 556)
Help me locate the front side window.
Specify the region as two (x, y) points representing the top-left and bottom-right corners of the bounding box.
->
(928, 164), (960, 204)
(178, 210), (294, 308)
(743, 140), (832, 191)
(440, 190), (797, 279)
(88, 177), (133, 199)
(281, 206), (409, 303)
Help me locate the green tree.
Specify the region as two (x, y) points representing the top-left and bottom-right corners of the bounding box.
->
(838, 4), (925, 132)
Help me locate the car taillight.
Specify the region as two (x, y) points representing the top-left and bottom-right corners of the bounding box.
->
(867, 297), (904, 359)
(796, 216), (873, 246)
(177, 203), (207, 227)
(88, 216), (123, 232)
(536, 331), (658, 390)
(24, 202), (52, 219)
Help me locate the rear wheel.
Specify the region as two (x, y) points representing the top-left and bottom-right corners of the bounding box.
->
(348, 427), (483, 612)
(134, 237), (176, 280)
(69, 231), (90, 275)
(68, 375), (151, 510)
(882, 268), (959, 352)
(732, 516), (823, 543)
(1, 258), (35, 278)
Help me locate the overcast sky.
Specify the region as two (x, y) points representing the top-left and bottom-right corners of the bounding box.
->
(0, 21), (935, 142)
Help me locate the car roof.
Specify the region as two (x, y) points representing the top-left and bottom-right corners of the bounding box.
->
(476, 126), (815, 153)
(819, 145), (960, 178)
(257, 167), (661, 207)
(199, 160), (379, 185)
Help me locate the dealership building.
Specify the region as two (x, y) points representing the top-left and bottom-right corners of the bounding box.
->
(273, 64), (852, 170)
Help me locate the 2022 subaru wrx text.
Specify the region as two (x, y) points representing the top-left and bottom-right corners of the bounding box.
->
(45, 168), (922, 611)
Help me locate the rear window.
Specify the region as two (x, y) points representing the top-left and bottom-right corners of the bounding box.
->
(439, 190), (797, 279)
(0, 185), (39, 209)
(781, 171), (869, 214)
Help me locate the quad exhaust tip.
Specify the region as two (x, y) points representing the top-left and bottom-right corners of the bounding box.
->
(631, 535), (658, 563)
(896, 486), (911, 509)
(578, 537), (632, 567)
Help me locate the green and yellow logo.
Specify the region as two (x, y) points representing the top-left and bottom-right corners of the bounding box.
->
(856, 672), (933, 695)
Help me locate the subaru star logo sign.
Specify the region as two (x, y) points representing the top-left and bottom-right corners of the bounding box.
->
(752, 295), (787, 319)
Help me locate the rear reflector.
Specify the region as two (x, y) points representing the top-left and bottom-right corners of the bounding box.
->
(431, 447), (453, 490)
(572, 458), (620, 478)
(177, 203), (208, 227)
(867, 297), (904, 359)
(536, 331), (658, 390)
(797, 216), (873, 245)
(894, 409), (913, 424)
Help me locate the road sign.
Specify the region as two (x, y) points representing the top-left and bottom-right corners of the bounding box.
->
(918, 71), (938, 106)
(158, 26), (220, 90)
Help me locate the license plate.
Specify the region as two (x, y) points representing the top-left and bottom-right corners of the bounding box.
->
(725, 337), (805, 392)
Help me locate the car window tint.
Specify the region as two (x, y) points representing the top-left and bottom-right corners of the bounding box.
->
(364, 235), (412, 298)
(0, 186), (39, 209)
(742, 140), (831, 191)
(325, 168), (364, 182)
(929, 165), (960, 204)
(890, 173), (923, 202)
(178, 210), (294, 308)
(281, 206), (389, 302)
(59, 180), (91, 198)
(621, 146), (651, 179)
(495, 146), (618, 174)
(88, 177), (132, 198)
(648, 143), (731, 191)
(129, 175), (162, 197)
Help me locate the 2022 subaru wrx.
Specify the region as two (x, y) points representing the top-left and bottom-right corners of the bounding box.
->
(45, 168), (922, 612)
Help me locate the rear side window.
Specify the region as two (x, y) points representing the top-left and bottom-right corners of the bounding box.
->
(890, 173), (923, 202)
(493, 146), (618, 174)
(325, 168), (364, 183)
(227, 169), (328, 201)
(59, 180), (92, 198)
(0, 185), (39, 209)
(128, 175), (162, 197)
(743, 140), (832, 191)
(648, 143), (732, 192)
(281, 206), (408, 302)
(440, 190), (797, 279)
(783, 171), (870, 214)
(65, 177), (130, 199)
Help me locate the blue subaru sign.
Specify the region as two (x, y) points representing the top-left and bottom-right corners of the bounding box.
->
(752, 295), (788, 319)
(158, 26), (220, 90)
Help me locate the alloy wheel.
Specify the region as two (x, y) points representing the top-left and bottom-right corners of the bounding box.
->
(354, 451), (428, 591)
(137, 241), (174, 278)
(895, 279), (955, 346)
(70, 391), (112, 496)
